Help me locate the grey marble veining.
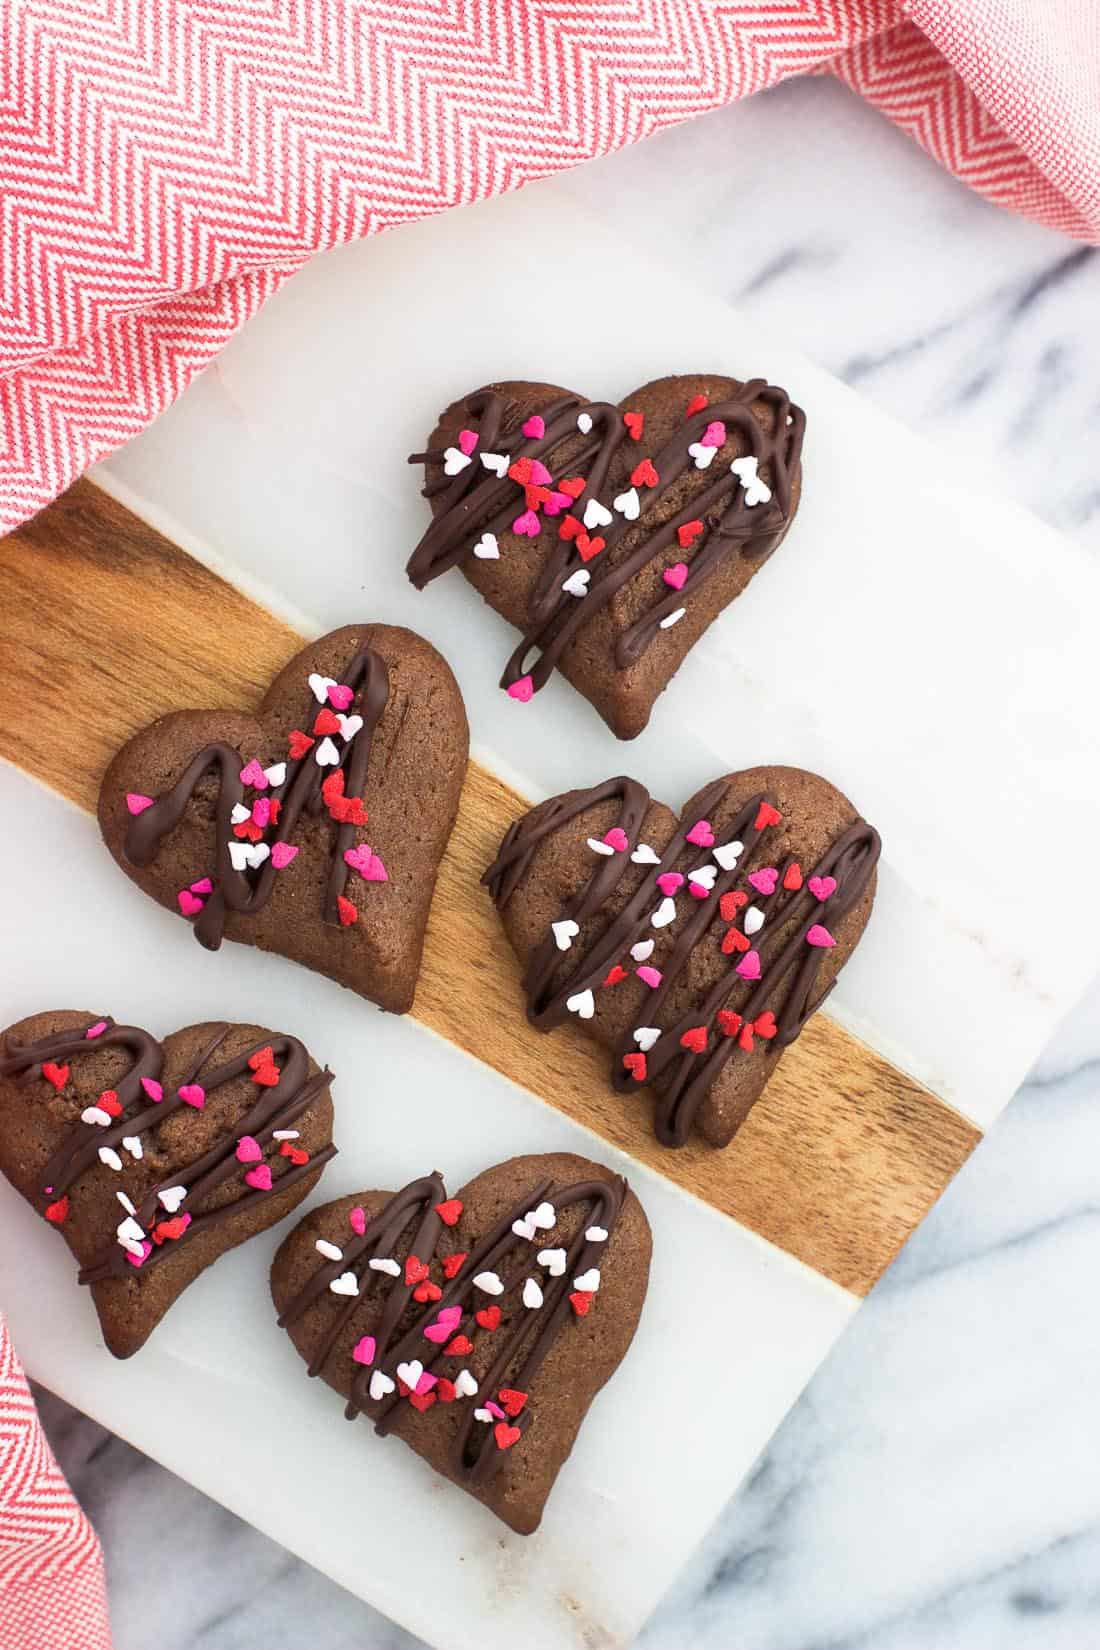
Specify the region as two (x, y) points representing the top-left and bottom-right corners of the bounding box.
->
(32, 74), (1100, 1650)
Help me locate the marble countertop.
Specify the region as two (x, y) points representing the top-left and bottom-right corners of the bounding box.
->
(35, 74), (1100, 1650)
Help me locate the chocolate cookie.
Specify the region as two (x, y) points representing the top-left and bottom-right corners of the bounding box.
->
(484, 767), (880, 1149)
(407, 374), (804, 737)
(272, 1151), (650, 1535)
(0, 1012), (336, 1357)
(98, 624), (468, 1013)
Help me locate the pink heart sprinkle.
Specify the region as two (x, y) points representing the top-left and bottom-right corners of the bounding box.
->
(458, 428), (479, 456)
(701, 420), (727, 449)
(685, 820), (715, 848)
(603, 828), (628, 853)
(189, 877), (213, 896)
(349, 1206), (366, 1234)
(141, 1078), (163, 1103)
(353, 1336), (376, 1366)
(657, 872), (684, 897)
(251, 797), (272, 829)
(245, 1164), (273, 1192)
(415, 1370), (438, 1395)
(177, 890), (204, 917)
(636, 966), (663, 989)
(736, 950), (762, 980)
(126, 793), (154, 815)
(507, 676), (534, 703)
(343, 843), (373, 875)
(178, 1083), (205, 1109)
(271, 841), (298, 869)
(485, 1401), (506, 1421)
(84, 1021), (108, 1040)
(422, 1317), (454, 1344)
(688, 880), (711, 900)
(239, 759), (267, 789)
(543, 490), (573, 516)
(125, 1240), (153, 1269)
(748, 867), (778, 896)
(522, 415), (545, 439)
(327, 683), (354, 711)
(363, 852), (388, 884)
(529, 459), (552, 486)
(808, 876), (837, 902)
(235, 1136), (263, 1164)
(806, 924), (836, 949)
(512, 508), (541, 537)
(663, 563), (689, 591)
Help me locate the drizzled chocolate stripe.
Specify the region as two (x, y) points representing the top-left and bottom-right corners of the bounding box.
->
(278, 1172), (624, 1485)
(0, 1018), (336, 1281)
(124, 645), (389, 948)
(407, 382), (804, 695)
(484, 781), (880, 1147)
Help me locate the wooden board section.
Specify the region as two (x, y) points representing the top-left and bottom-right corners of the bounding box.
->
(0, 481), (980, 1293)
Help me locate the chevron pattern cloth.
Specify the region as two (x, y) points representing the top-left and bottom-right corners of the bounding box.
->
(0, 1316), (112, 1650)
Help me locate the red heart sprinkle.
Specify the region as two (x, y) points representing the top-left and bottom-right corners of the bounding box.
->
(558, 513), (581, 541)
(603, 965), (628, 986)
(279, 1142), (310, 1166)
(721, 927), (750, 955)
(623, 410), (644, 440)
(680, 1026), (708, 1054)
(413, 1280), (443, 1303)
(678, 520), (704, 549)
(525, 484), (550, 511)
(754, 1011), (778, 1041)
(41, 1062), (69, 1090)
(337, 895), (358, 926)
(434, 1199), (463, 1227)
(99, 1090), (122, 1117)
(685, 393), (709, 416)
(476, 1306), (501, 1332)
(287, 730), (315, 759)
(508, 457), (534, 486)
(248, 1046), (274, 1070)
(783, 863), (803, 891)
(442, 1252), (467, 1279)
(755, 802), (782, 831)
(436, 1378), (457, 1404)
(234, 820), (264, 842)
(445, 1335), (474, 1357)
(498, 1388), (528, 1417)
(405, 1255), (430, 1286)
(569, 1291), (591, 1317)
(717, 1010), (743, 1039)
(251, 1063), (280, 1088)
(409, 1391), (437, 1414)
(559, 476), (586, 499)
(622, 1052), (647, 1082)
(152, 1215), (190, 1244)
(738, 1026), (756, 1052)
(576, 533), (605, 562)
(494, 1422), (522, 1451)
(631, 458), (659, 489)
(313, 708), (341, 736)
(44, 1196), (69, 1224)
(720, 890), (748, 921)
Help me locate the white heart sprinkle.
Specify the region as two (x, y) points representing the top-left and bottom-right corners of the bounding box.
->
(631, 939), (655, 962)
(272, 1129), (299, 1141)
(633, 1027), (661, 1052)
(474, 1407), (493, 1423)
(585, 1227), (609, 1243)
(583, 498), (613, 531)
(122, 1135), (143, 1160)
(713, 840), (743, 871)
(530, 1202), (556, 1230)
(329, 1272), (359, 1297)
(396, 1360), (423, 1389)
(651, 897), (676, 929)
(308, 673), (337, 704)
(336, 713), (363, 742)
(370, 1370), (395, 1401)
(587, 837), (615, 856)
(117, 1216), (145, 1245)
(480, 451), (509, 477)
(731, 454), (772, 507)
(98, 1147), (123, 1172)
(512, 1217), (537, 1241)
(315, 1239), (343, 1262)
(117, 1192), (136, 1215)
(81, 1105), (111, 1127)
(613, 486), (640, 521)
(552, 919), (580, 951)
(523, 1277), (544, 1309)
(230, 803), (251, 825)
(474, 1270), (504, 1296)
(369, 1257), (401, 1276)
(455, 1368), (479, 1397)
(443, 446), (472, 476)
(659, 607), (686, 630)
(264, 763), (287, 788)
(574, 1268), (601, 1293)
(229, 840), (271, 871)
(689, 864), (717, 890)
(473, 532), (499, 560)
(538, 1248), (566, 1277)
(687, 441), (717, 469)
(119, 1236), (146, 1259)
(631, 843), (660, 865)
(576, 413), (593, 434)
(744, 905), (765, 935)
(158, 1186), (186, 1212)
(314, 736), (340, 766)
(562, 568), (590, 598)
(566, 988), (595, 1020)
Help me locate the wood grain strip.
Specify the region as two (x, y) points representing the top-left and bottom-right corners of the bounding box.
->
(0, 482), (980, 1294)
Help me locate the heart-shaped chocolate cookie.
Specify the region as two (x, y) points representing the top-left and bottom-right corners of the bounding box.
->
(0, 1011), (336, 1357)
(98, 624), (468, 1013)
(484, 766), (880, 1149)
(272, 1151), (650, 1535)
(407, 374), (804, 737)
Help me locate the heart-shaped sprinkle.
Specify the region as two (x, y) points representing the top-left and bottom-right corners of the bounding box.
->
(687, 441), (716, 469)
(98, 1147), (123, 1171)
(574, 1268), (601, 1293)
(434, 1198), (463, 1227)
(349, 1207), (367, 1235)
(633, 1027), (661, 1051)
(551, 919), (579, 951)
(405, 1255), (430, 1286)
(569, 1291), (592, 1317)
(41, 1062), (70, 1091)
(369, 1370), (395, 1401)
(721, 927), (750, 955)
(494, 1422), (522, 1451)
(744, 905), (765, 935)
(443, 446), (473, 475)
(613, 487), (640, 521)
(126, 793), (154, 815)
(314, 736), (340, 766)
(651, 897), (676, 929)
(543, 490), (573, 517)
(99, 1091), (122, 1117)
(783, 863), (803, 891)
(369, 1257), (401, 1276)
(755, 1011), (778, 1040)
(576, 412), (593, 434)
(685, 819), (715, 848)
(455, 1369), (479, 1397)
(271, 841), (298, 869)
(288, 730), (315, 758)
(656, 872), (683, 897)
(755, 801), (782, 831)
(189, 877), (214, 897)
(713, 840), (743, 871)
(177, 889), (204, 917)
(808, 875), (838, 902)
(522, 414), (545, 439)
(336, 895), (358, 925)
(481, 451), (509, 477)
(513, 508), (541, 537)
(806, 925), (836, 948)
(239, 758), (267, 789)
(474, 1270), (503, 1296)
(566, 989), (595, 1020)
(336, 714), (364, 742)
(265, 763), (287, 788)
(44, 1197), (70, 1224)
(445, 1334), (474, 1357)
(178, 1083), (205, 1109)
(663, 562), (689, 591)
(506, 675), (534, 703)
(523, 1277), (544, 1309)
(423, 1307), (463, 1344)
(623, 410), (644, 440)
(680, 1026), (707, 1054)
(457, 428), (479, 456)
(158, 1186), (186, 1212)
(308, 673), (336, 704)
(476, 1305), (501, 1332)
(689, 863), (717, 891)
(562, 568), (589, 598)
(442, 1252), (467, 1279)
(245, 1164), (273, 1192)
(81, 1106), (111, 1127)
(235, 1136), (262, 1163)
(575, 531), (605, 562)
(736, 950), (762, 980)
(731, 454), (772, 507)
(720, 890), (748, 919)
(600, 828), (627, 854)
(538, 1248), (566, 1276)
(748, 867), (778, 896)
(622, 1052), (647, 1081)
(116, 1216), (146, 1247)
(120, 1135), (142, 1159)
(583, 498), (613, 531)
(586, 1227), (609, 1244)
(315, 1238), (343, 1262)
(473, 532), (499, 560)
(631, 939), (655, 962)
(530, 1202), (555, 1229)
(330, 1272), (359, 1297)
(636, 966), (662, 989)
(678, 520), (704, 549)
(352, 1336), (376, 1366)
(718, 1009), (743, 1039)
(631, 844), (660, 865)
(83, 1021), (108, 1040)
(701, 420), (727, 449)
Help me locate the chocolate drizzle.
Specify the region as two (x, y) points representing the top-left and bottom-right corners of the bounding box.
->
(123, 644), (390, 949)
(0, 1018), (336, 1282)
(484, 779), (880, 1147)
(407, 381), (804, 696)
(278, 1171), (624, 1484)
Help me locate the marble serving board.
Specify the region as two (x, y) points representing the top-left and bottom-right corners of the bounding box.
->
(0, 175), (1097, 1650)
